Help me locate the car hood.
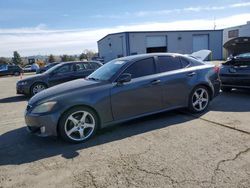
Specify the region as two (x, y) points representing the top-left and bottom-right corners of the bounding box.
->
(18, 73), (46, 82)
(29, 79), (103, 105)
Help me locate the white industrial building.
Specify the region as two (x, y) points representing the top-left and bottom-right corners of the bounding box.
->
(223, 21), (250, 58)
(97, 22), (250, 63)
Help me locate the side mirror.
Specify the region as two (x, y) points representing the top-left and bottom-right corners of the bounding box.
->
(117, 73), (131, 84)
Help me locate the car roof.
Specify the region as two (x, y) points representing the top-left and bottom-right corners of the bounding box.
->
(58, 61), (94, 65)
(117, 53), (186, 62)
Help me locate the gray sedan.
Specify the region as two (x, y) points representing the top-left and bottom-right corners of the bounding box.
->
(25, 53), (221, 143)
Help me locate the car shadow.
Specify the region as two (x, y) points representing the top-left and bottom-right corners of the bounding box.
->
(208, 89), (250, 112)
(0, 95), (28, 103)
(0, 110), (194, 166)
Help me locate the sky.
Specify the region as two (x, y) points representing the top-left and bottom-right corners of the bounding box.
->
(0, 0), (250, 57)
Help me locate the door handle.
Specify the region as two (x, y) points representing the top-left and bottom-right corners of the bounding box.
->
(187, 72), (196, 77)
(151, 80), (161, 85)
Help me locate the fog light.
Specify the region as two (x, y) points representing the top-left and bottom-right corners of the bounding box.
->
(40, 126), (46, 134)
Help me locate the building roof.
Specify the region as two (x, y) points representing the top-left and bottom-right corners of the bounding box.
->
(97, 29), (223, 43)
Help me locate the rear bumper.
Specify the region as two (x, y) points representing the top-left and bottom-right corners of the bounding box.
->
(212, 80), (221, 98)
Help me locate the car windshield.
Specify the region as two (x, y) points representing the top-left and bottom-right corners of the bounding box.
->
(87, 60), (126, 81)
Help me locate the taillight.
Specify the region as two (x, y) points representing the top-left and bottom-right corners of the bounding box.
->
(213, 66), (220, 74)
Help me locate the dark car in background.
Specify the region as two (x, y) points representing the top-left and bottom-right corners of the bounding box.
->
(36, 62), (60, 74)
(25, 53), (220, 143)
(220, 53), (250, 91)
(17, 61), (102, 96)
(0, 65), (23, 76)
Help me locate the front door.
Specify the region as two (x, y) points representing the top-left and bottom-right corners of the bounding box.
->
(111, 57), (163, 121)
(48, 64), (74, 86)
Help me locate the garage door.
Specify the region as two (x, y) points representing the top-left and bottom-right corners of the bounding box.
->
(146, 36), (167, 53)
(192, 35), (209, 52)
(146, 36), (166, 47)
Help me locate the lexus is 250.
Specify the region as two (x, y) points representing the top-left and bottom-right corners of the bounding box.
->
(25, 53), (221, 143)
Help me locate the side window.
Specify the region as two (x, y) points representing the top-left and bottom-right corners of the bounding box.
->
(54, 64), (72, 74)
(124, 58), (155, 79)
(75, 63), (87, 72)
(83, 63), (92, 70)
(179, 57), (191, 68)
(89, 62), (100, 69)
(157, 56), (182, 73)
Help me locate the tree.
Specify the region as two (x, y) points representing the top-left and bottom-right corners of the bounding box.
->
(79, 53), (88, 60)
(12, 51), (22, 65)
(61, 55), (76, 62)
(48, 54), (55, 63)
(0, 57), (10, 65)
(83, 49), (97, 60)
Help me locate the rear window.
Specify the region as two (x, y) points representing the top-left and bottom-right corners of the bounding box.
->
(89, 62), (101, 69)
(157, 56), (182, 73)
(179, 57), (191, 68)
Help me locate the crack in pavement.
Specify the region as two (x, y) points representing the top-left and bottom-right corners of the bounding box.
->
(86, 170), (98, 188)
(179, 111), (250, 135)
(211, 147), (250, 185)
(118, 148), (211, 187)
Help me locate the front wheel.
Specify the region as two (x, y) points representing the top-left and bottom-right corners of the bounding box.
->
(58, 107), (99, 143)
(31, 83), (47, 96)
(188, 86), (210, 113)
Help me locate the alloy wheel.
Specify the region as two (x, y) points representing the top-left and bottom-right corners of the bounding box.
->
(192, 88), (209, 112)
(64, 110), (95, 142)
(32, 84), (46, 95)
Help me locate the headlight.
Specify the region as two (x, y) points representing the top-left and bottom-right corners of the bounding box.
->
(18, 81), (28, 85)
(31, 101), (57, 114)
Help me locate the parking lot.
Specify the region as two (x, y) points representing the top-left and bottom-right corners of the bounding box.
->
(0, 75), (250, 188)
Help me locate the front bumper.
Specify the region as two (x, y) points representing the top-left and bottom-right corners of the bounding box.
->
(25, 110), (60, 137)
(16, 84), (30, 95)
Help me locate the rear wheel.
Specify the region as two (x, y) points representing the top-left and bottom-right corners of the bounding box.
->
(31, 83), (47, 96)
(221, 87), (232, 92)
(58, 106), (99, 143)
(188, 86), (210, 113)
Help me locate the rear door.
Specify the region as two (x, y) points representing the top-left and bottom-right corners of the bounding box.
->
(156, 56), (194, 108)
(110, 57), (163, 120)
(48, 64), (75, 86)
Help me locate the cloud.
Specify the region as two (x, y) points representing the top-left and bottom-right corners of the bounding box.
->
(0, 13), (250, 57)
(93, 2), (250, 19)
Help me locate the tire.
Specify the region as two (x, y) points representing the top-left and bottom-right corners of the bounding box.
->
(221, 87), (232, 92)
(30, 82), (47, 96)
(188, 86), (210, 113)
(58, 106), (99, 143)
(13, 72), (20, 76)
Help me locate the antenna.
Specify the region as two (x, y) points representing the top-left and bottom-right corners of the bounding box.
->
(213, 17), (216, 30)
